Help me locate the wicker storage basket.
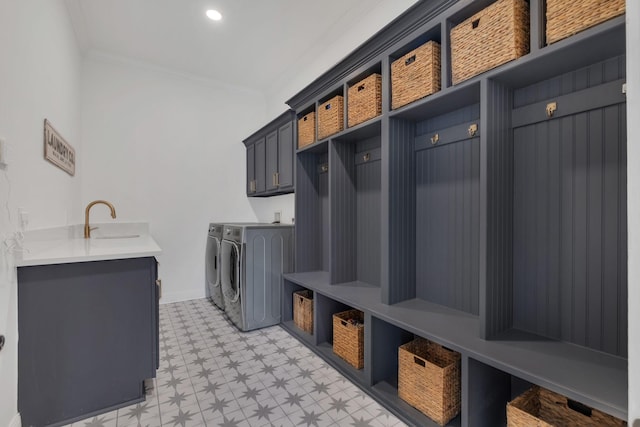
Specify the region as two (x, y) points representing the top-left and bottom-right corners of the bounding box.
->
(298, 111), (316, 148)
(332, 309), (364, 369)
(451, 0), (529, 85)
(546, 0), (625, 45)
(317, 95), (344, 140)
(398, 338), (461, 426)
(348, 74), (382, 127)
(293, 290), (313, 334)
(507, 386), (626, 426)
(391, 41), (441, 110)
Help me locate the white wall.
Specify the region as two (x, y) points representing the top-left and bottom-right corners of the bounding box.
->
(627, 0), (639, 423)
(265, 0), (419, 117)
(80, 54), (267, 303)
(0, 0), (82, 425)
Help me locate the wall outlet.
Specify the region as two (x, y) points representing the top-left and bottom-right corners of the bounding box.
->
(274, 211), (281, 223)
(19, 208), (29, 230)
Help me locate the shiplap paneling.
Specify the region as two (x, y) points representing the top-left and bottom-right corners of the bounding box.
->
(513, 56), (625, 108)
(415, 136), (480, 314)
(387, 118), (416, 304)
(330, 141), (357, 284)
(356, 138), (382, 287)
(319, 153), (330, 272)
(294, 151), (329, 273)
(513, 102), (627, 357)
(482, 80), (514, 338)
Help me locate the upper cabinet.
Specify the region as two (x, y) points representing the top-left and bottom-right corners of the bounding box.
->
(243, 110), (295, 197)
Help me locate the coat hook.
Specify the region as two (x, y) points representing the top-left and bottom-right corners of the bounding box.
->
(468, 124), (478, 137)
(363, 153), (371, 162)
(430, 133), (439, 145)
(546, 102), (557, 118)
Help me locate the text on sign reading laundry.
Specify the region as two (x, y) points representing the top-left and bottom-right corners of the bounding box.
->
(44, 119), (75, 176)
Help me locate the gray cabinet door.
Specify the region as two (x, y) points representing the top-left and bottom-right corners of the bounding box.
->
(266, 130), (278, 191)
(278, 121), (294, 190)
(255, 137), (266, 194)
(17, 257), (158, 427)
(246, 144), (255, 195)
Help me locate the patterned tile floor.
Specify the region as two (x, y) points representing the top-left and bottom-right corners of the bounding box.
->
(64, 299), (407, 427)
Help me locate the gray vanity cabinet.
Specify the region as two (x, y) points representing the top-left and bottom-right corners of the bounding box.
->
(244, 110), (295, 197)
(18, 257), (159, 427)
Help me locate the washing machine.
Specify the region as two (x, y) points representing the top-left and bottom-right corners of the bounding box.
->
(220, 223), (294, 331)
(205, 223), (224, 309)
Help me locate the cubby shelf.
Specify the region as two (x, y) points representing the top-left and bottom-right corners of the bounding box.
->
(283, 274), (627, 421)
(284, 0), (628, 425)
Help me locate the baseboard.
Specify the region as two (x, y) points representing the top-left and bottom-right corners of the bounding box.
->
(160, 289), (206, 304)
(9, 413), (21, 427)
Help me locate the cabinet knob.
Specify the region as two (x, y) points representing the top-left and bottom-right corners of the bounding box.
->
(546, 102), (557, 118)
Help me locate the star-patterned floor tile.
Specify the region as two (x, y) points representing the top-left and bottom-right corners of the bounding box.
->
(61, 299), (407, 427)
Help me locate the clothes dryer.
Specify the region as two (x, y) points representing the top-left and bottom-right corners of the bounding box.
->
(220, 223), (293, 331)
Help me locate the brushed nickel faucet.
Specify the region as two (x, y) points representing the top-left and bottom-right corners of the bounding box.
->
(84, 200), (116, 238)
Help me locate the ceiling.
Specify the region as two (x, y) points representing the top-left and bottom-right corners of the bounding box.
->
(64, 0), (392, 93)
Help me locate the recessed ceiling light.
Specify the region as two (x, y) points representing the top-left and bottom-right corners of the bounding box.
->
(206, 9), (222, 21)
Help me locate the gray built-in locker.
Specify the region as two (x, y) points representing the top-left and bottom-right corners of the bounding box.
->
(279, 0), (629, 425)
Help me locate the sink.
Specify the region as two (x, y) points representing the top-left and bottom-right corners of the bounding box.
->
(94, 234), (140, 240)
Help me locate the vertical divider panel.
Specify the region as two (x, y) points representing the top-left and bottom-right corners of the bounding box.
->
(529, 0), (543, 52)
(441, 17), (451, 89)
(465, 358), (514, 427)
(480, 79), (514, 339)
(363, 312), (373, 386)
(386, 118), (417, 304)
(330, 141), (357, 284)
(380, 56), (391, 304)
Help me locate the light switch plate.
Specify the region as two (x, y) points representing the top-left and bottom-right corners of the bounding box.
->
(0, 137), (7, 166)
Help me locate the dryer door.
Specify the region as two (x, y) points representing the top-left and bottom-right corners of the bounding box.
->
(221, 240), (241, 303)
(205, 235), (221, 289)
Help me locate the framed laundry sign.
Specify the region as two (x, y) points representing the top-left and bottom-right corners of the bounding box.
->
(44, 119), (75, 176)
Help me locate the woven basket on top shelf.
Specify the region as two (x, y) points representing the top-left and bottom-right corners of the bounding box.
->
(546, 0), (625, 45)
(348, 73), (382, 127)
(317, 95), (344, 140)
(398, 337), (461, 426)
(391, 41), (441, 110)
(332, 309), (364, 369)
(450, 0), (529, 85)
(293, 290), (313, 335)
(298, 111), (316, 148)
(507, 386), (626, 426)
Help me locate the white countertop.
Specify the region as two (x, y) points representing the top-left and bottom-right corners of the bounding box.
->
(15, 223), (162, 267)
